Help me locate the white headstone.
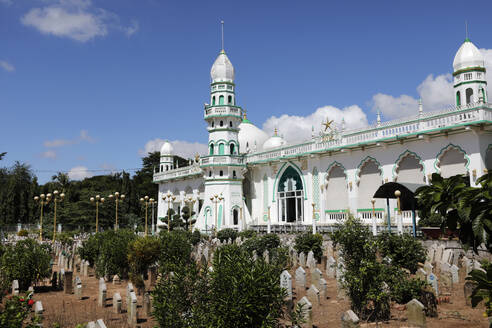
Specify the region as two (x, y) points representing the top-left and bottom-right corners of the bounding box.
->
(280, 270), (292, 300)
(306, 251), (315, 269)
(451, 264), (459, 284)
(299, 252), (306, 267)
(307, 285), (320, 305)
(326, 256), (336, 279)
(295, 266), (306, 291)
(428, 273), (439, 296)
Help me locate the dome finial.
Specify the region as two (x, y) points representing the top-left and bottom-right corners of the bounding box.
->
(274, 128), (278, 136)
(221, 20), (225, 51)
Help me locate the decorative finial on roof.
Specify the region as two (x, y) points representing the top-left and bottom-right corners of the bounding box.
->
(418, 98), (423, 115)
(274, 128), (278, 136)
(376, 110), (381, 127)
(221, 20), (225, 51)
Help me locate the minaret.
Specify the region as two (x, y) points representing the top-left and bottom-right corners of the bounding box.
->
(452, 38), (487, 107)
(198, 23), (246, 232)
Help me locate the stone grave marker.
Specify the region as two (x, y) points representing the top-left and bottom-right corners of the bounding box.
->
(406, 298), (426, 328)
(64, 271), (73, 294)
(427, 273), (438, 296)
(280, 270), (292, 300)
(311, 268), (322, 289)
(297, 296), (312, 328)
(34, 301), (44, 318)
(435, 245), (445, 263)
(299, 252), (306, 267)
(450, 264), (459, 284)
(306, 285), (320, 306)
(126, 283), (134, 310)
(306, 251), (315, 269)
(143, 292), (151, 316)
(341, 309), (359, 328)
(295, 266), (306, 292)
(263, 249), (269, 263)
(112, 275), (120, 285)
(113, 292), (122, 313)
(319, 278), (328, 300)
(424, 261), (433, 275)
(442, 249), (453, 265)
(464, 281), (477, 306)
(326, 256), (336, 279)
(11, 280), (19, 296)
(98, 281), (107, 307)
(128, 291), (137, 326)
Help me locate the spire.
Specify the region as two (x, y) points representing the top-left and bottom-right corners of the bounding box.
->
(376, 110), (381, 127)
(221, 20), (225, 51)
(341, 117), (346, 131)
(274, 128), (278, 136)
(465, 20), (469, 42)
(418, 98), (423, 117)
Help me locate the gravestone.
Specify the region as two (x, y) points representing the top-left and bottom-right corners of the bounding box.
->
(11, 280), (19, 296)
(126, 283), (134, 311)
(311, 268), (322, 290)
(450, 264), (459, 284)
(297, 296), (313, 328)
(128, 291), (137, 326)
(299, 252), (306, 267)
(424, 262), (433, 275)
(319, 278), (328, 300)
(326, 256), (336, 279)
(34, 301), (44, 318)
(442, 249), (454, 265)
(427, 273), (438, 296)
(203, 246), (209, 262)
(74, 277), (83, 300)
(280, 270), (292, 300)
(112, 275), (120, 285)
(113, 292), (122, 313)
(263, 249), (269, 263)
(64, 271), (73, 294)
(306, 251), (315, 269)
(441, 262), (451, 274)
(341, 309), (359, 328)
(406, 298), (426, 327)
(83, 260), (88, 276)
(295, 266), (306, 292)
(441, 271), (453, 291)
(143, 292), (151, 316)
(326, 242), (334, 258)
(435, 245), (445, 263)
(427, 247), (435, 263)
(98, 282), (107, 307)
(307, 285), (320, 306)
(252, 250), (258, 262)
(416, 268), (427, 280)
(464, 281), (478, 306)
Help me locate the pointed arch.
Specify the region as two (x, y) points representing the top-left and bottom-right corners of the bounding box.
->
(325, 161), (348, 212)
(356, 156), (383, 210)
(355, 156), (382, 184)
(272, 161), (307, 202)
(198, 183), (205, 193)
(204, 206), (212, 231)
(326, 161), (348, 181)
(434, 143), (470, 177)
(392, 150), (425, 183)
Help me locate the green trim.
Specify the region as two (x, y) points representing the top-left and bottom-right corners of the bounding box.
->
(325, 209), (348, 213)
(434, 143), (471, 173)
(208, 128), (239, 133)
(357, 208), (384, 212)
(453, 66), (486, 76)
(210, 90), (235, 95)
(205, 114), (242, 119)
(204, 104), (241, 109)
(211, 81), (235, 87)
(242, 118), (253, 124)
(201, 164), (246, 168)
(326, 161), (348, 181)
(355, 156), (382, 179)
(272, 161), (307, 202)
(392, 150), (426, 181)
(204, 181), (242, 186)
(454, 80), (487, 88)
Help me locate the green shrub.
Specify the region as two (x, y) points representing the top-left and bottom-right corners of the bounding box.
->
(217, 228), (238, 243)
(417, 212), (443, 227)
(158, 230), (193, 274)
(377, 232), (426, 273)
(391, 277), (429, 304)
(241, 233), (280, 256)
(0, 239), (52, 291)
(0, 292), (41, 328)
(128, 236), (161, 290)
(78, 233), (104, 266)
(56, 232), (73, 246)
(95, 230), (136, 279)
(238, 229), (256, 239)
(294, 232), (323, 261)
(17, 230), (28, 237)
(190, 229), (203, 246)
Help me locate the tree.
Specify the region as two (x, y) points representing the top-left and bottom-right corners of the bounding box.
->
(0, 152), (6, 160)
(128, 236), (161, 292)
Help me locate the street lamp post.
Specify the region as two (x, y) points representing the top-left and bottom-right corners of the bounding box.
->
(52, 190), (65, 242)
(140, 196), (154, 236)
(395, 190), (402, 235)
(210, 194), (223, 235)
(34, 193), (52, 241)
(90, 195), (105, 233)
(371, 198), (377, 236)
(185, 195), (196, 232)
(311, 203), (316, 235)
(162, 192), (176, 232)
(108, 192), (125, 231)
(151, 198), (156, 235)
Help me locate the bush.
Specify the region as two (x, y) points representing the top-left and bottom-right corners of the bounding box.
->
(241, 234), (280, 255)
(17, 230), (28, 237)
(94, 230), (136, 279)
(78, 233), (104, 266)
(217, 228), (238, 243)
(190, 229), (203, 246)
(377, 232), (426, 273)
(0, 292), (41, 328)
(238, 229), (256, 239)
(0, 239), (52, 291)
(417, 212), (443, 227)
(391, 277), (429, 304)
(128, 236), (161, 291)
(158, 230), (193, 274)
(294, 232), (323, 261)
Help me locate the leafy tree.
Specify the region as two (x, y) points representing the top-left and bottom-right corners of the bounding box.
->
(466, 260), (492, 317)
(294, 232), (323, 262)
(128, 236), (161, 291)
(0, 152), (6, 160)
(0, 239), (51, 290)
(376, 232), (426, 273)
(94, 230), (136, 279)
(158, 230), (193, 274)
(216, 228), (238, 242)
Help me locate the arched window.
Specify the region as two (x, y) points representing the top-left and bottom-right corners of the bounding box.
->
(278, 166), (304, 223)
(166, 165), (169, 171)
(229, 121), (232, 127)
(219, 143), (225, 155)
(209, 144), (214, 155)
(233, 209), (239, 225)
(220, 170), (223, 176)
(230, 143), (235, 154)
(466, 88), (474, 104)
(219, 95), (224, 105)
(481, 88), (486, 102)
(233, 170), (237, 178)
(228, 95), (232, 104)
(209, 171), (212, 177)
(212, 96), (216, 105)
(456, 91), (461, 106)
(220, 121), (223, 127)
(211, 121), (214, 128)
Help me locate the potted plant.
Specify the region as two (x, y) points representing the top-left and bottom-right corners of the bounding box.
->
(418, 213), (443, 239)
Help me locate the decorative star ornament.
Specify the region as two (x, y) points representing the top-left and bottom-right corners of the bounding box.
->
(322, 119), (334, 132)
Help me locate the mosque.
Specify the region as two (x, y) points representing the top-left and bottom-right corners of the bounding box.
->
(153, 38), (492, 233)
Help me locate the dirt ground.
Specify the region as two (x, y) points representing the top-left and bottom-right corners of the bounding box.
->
(30, 262), (489, 327)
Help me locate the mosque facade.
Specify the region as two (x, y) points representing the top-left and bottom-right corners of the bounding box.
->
(153, 38), (492, 233)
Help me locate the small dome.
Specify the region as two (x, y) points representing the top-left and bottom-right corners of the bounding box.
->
(453, 39), (485, 71)
(238, 116), (269, 153)
(211, 50), (235, 82)
(160, 141), (174, 155)
(263, 129), (286, 150)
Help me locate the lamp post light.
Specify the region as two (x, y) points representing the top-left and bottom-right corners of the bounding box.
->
(150, 198), (156, 235)
(90, 195), (105, 233)
(162, 192), (176, 232)
(185, 195), (196, 232)
(140, 196), (154, 236)
(311, 203), (317, 235)
(210, 194), (223, 235)
(51, 190), (65, 242)
(108, 192), (125, 231)
(34, 193), (52, 241)
(394, 190), (403, 235)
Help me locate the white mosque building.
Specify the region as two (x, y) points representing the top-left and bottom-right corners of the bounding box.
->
(153, 38), (492, 233)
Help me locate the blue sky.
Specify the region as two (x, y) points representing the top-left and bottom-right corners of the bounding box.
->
(2, 0), (492, 183)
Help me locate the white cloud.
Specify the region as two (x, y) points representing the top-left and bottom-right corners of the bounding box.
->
(262, 105), (369, 144)
(140, 139), (208, 159)
(124, 20), (139, 37)
(372, 93), (418, 120)
(40, 150), (57, 159)
(0, 60), (14, 72)
(21, 0), (138, 42)
(480, 48), (492, 97)
(68, 165), (93, 180)
(44, 130), (95, 148)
